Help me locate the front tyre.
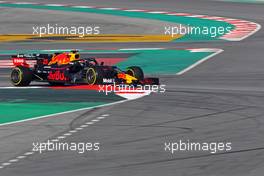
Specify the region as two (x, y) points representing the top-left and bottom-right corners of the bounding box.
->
(126, 66), (144, 81)
(10, 66), (32, 86)
(85, 67), (104, 85)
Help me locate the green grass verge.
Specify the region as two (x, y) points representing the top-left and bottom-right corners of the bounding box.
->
(0, 102), (106, 124)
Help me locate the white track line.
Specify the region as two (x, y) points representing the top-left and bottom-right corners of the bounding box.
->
(24, 152), (34, 156)
(69, 130), (77, 133)
(123, 9), (146, 12)
(63, 133), (72, 136)
(16, 156), (26, 159)
(0, 113), (111, 170)
(86, 122), (94, 125)
(99, 7), (120, 10)
(72, 5), (95, 8)
(0, 86), (43, 89)
(119, 48), (163, 51)
(9, 159), (19, 163)
(176, 49), (224, 75)
(44, 4), (64, 7)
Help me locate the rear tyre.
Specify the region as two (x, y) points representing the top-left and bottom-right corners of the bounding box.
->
(10, 66), (32, 86)
(126, 66), (144, 81)
(85, 67), (104, 85)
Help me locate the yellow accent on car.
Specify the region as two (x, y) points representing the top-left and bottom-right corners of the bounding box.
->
(48, 52), (80, 65)
(69, 53), (80, 62)
(124, 74), (137, 84)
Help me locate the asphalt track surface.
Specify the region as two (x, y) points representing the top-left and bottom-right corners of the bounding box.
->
(1, 0), (264, 176)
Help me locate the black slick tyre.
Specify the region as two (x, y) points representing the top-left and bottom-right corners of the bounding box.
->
(10, 66), (32, 86)
(126, 66), (144, 81)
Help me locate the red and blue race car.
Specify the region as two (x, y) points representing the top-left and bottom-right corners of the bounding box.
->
(10, 50), (159, 86)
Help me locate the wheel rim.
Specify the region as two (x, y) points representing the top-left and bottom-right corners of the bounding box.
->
(86, 68), (96, 85)
(11, 69), (21, 84)
(126, 69), (135, 77)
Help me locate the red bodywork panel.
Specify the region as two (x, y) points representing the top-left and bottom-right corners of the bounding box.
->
(12, 58), (30, 68)
(117, 73), (126, 79)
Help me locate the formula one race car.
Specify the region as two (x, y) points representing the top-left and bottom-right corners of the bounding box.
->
(10, 50), (159, 86)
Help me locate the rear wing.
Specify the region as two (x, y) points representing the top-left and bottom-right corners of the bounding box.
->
(11, 53), (51, 59)
(11, 53), (52, 67)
